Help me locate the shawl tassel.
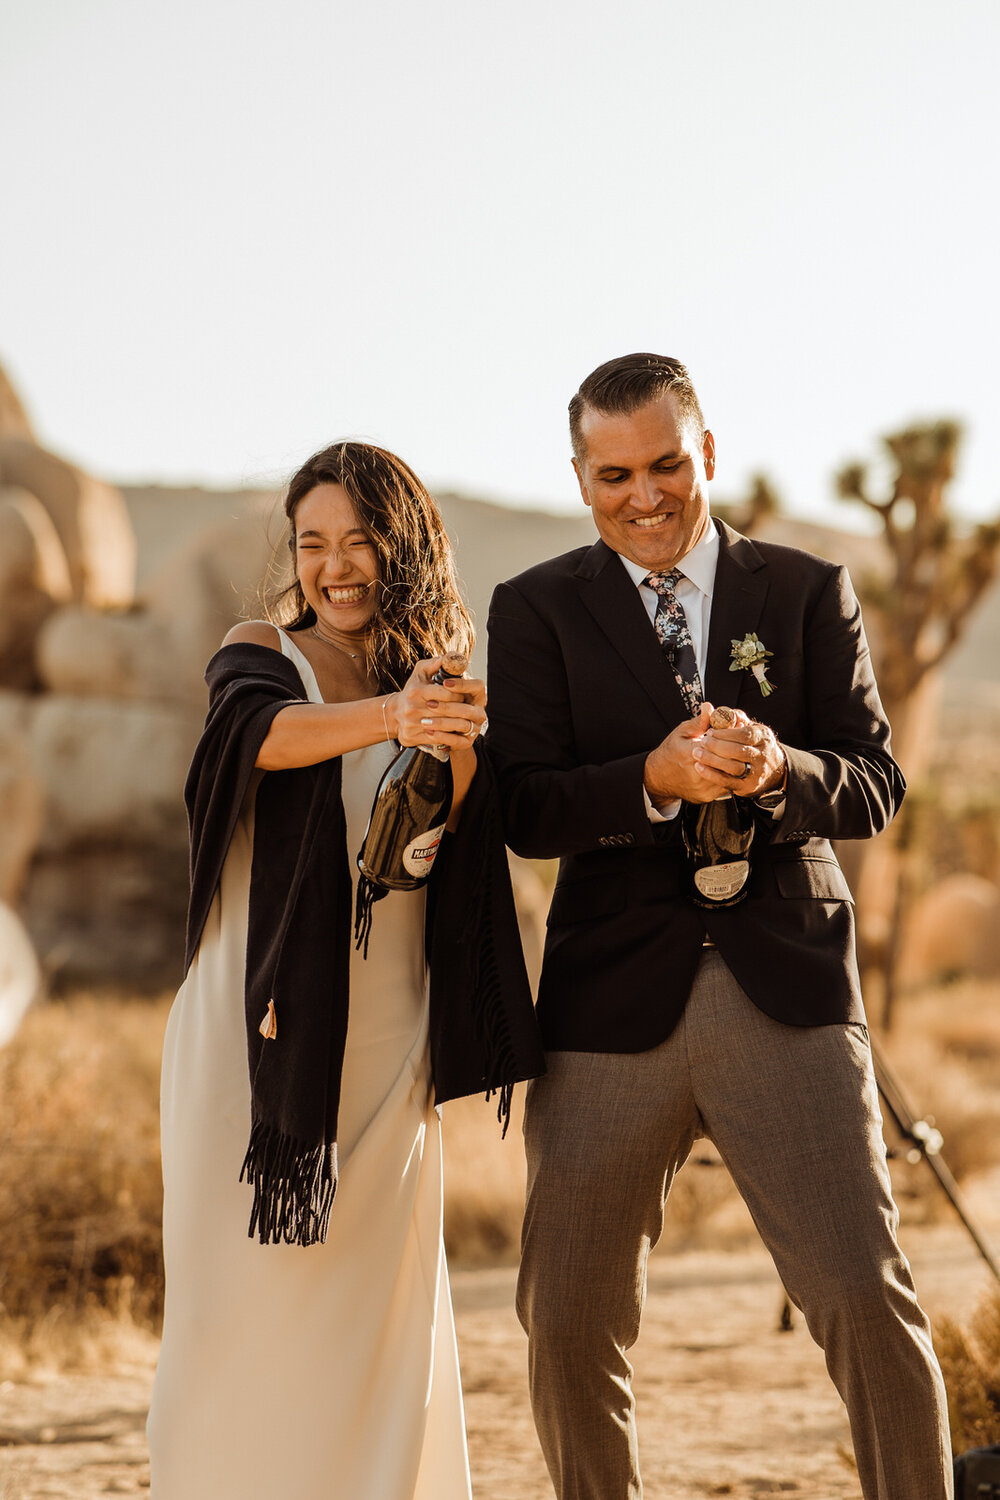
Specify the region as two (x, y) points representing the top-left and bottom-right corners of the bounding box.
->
(240, 1122), (338, 1247)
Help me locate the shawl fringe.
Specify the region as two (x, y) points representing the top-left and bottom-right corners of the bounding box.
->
(461, 789), (518, 1136)
(353, 874), (388, 958)
(240, 1120), (338, 1247)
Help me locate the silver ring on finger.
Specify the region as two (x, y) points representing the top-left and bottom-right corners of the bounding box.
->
(465, 721), (477, 738)
(737, 761), (752, 779)
(420, 717), (434, 727)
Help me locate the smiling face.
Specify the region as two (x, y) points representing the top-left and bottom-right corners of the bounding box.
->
(293, 482), (379, 637)
(573, 391), (716, 571)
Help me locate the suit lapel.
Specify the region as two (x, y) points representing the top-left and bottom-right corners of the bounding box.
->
(574, 541), (690, 725)
(573, 527), (770, 721)
(704, 523), (769, 710)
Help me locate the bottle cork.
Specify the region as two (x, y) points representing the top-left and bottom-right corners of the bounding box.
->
(438, 653), (468, 678)
(709, 706), (737, 729)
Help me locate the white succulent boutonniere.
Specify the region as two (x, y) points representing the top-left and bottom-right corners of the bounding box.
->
(730, 632), (775, 697)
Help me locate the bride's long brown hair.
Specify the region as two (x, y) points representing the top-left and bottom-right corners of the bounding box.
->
(265, 441), (474, 691)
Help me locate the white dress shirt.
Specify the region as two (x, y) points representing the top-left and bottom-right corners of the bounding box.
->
(615, 523), (785, 823)
(617, 522), (720, 823)
(618, 522), (720, 674)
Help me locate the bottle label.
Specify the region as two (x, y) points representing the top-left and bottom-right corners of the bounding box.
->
(694, 860), (750, 901)
(402, 822), (447, 878)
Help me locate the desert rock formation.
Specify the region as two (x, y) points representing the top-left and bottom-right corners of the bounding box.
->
(0, 362), (35, 441)
(2, 357), (998, 991)
(0, 899), (40, 1048)
(0, 437), (136, 611)
(0, 706), (45, 904)
(899, 873), (1000, 985)
(0, 365), (193, 986)
(0, 488), (72, 689)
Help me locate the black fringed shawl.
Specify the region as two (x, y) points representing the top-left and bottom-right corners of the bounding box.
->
(184, 643), (545, 1248)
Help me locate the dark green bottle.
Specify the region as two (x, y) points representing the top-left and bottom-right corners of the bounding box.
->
(357, 657), (465, 891)
(680, 705), (755, 909)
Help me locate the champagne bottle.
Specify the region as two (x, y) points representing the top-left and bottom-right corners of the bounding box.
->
(357, 655), (466, 893)
(680, 706), (755, 909)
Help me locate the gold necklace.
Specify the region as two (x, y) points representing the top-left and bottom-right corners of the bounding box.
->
(311, 625), (364, 661)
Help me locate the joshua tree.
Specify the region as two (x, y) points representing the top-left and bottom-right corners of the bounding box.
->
(712, 473), (781, 537)
(836, 422), (1000, 728)
(836, 421), (1000, 1023)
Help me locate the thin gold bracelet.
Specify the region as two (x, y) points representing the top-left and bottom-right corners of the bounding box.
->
(381, 695), (394, 743)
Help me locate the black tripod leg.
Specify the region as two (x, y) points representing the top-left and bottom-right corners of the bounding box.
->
(871, 1037), (1000, 1285)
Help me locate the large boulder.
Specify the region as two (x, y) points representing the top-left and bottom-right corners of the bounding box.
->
(26, 694), (201, 851)
(0, 437), (136, 609)
(0, 900), (40, 1047)
(899, 873), (1000, 985)
(141, 512), (275, 701)
(0, 488), (73, 688)
(9, 692), (202, 990)
(37, 512), (275, 707)
(24, 842), (190, 992)
(0, 363), (35, 441)
(0, 700), (45, 903)
(36, 605), (177, 702)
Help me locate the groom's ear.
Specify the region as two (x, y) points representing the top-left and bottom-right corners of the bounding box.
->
(702, 429), (716, 481)
(572, 457), (592, 509)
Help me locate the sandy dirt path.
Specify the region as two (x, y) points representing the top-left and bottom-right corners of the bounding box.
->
(0, 1222), (991, 1499)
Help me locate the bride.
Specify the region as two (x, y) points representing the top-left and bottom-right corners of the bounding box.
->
(147, 439), (543, 1500)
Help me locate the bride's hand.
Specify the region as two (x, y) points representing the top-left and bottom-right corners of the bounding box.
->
(389, 657), (488, 750)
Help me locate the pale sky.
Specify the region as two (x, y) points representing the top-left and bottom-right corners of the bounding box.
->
(2, 0), (998, 526)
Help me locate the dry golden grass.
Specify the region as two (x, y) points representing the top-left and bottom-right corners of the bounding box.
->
(876, 978), (1000, 1212)
(0, 995), (168, 1377)
(894, 976), (1000, 1076)
(442, 1090), (529, 1264)
(1, 976), (998, 1384)
(937, 1286), (1000, 1454)
(441, 1095), (757, 1265)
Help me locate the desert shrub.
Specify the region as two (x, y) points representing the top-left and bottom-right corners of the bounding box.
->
(656, 1142), (756, 1251)
(442, 1089), (529, 1264)
(2, 984), (995, 1374)
(0, 994), (168, 1351)
(442, 1091), (754, 1263)
(937, 1286), (1000, 1455)
(899, 978), (1000, 1081)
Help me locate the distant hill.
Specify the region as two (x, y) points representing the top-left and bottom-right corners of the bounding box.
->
(121, 483), (999, 703)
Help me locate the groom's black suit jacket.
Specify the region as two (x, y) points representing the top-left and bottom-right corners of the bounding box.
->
(486, 520), (904, 1052)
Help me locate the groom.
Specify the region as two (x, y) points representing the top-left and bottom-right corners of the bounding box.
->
(485, 353), (952, 1500)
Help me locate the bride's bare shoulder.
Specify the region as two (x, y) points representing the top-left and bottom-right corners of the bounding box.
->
(221, 621), (284, 651)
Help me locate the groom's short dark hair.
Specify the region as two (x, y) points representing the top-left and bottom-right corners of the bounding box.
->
(569, 353), (705, 464)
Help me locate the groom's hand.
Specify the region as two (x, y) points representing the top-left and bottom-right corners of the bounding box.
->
(644, 705), (787, 805)
(694, 709), (787, 797)
(643, 704), (722, 807)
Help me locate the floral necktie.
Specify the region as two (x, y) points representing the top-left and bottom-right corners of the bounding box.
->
(645, 569), (703, 718)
